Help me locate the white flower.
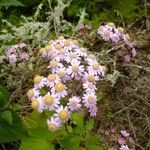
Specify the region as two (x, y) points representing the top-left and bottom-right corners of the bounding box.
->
(82, 82), (97, 93)
(56, 67), (70, 82)
(46, 74), (60, 88)
(47, 116), (62, 132)
(47, 60), (63, 73)
(83, 71), (99, 84)
(44, 92), (60, 111)
(119, 145), (130, 150)
(87, 60), (105, 76)
(54, 105), (70, 122)
(67, 96), (81, 111)
(31, 97), (45, 113)
(27, 88), (40, 99)
(34, 75), (47, 89)
(82, 92), (97, 108)
(52, 82), (67, 98)
(65, 51), (81, 63)
(66, 60), (84, 79)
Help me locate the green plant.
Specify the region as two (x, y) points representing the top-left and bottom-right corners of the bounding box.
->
(0, 85), (27, 143)
(21, 111), (105, 150)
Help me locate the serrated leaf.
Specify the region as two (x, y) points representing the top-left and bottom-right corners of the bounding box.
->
(0, 0), (25, 7)
(1, 110), (12, 124)
(20, 137), (54, 150)
(0, 85), (8, 108)
(0, 112), (27, 143)
(85, 119), (94, 131)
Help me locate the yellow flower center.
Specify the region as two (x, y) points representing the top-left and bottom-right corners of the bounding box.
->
(58, 110), (69, 121)
(31, 100), (39, 109)
(48, 123), (58, 132)
(72, 65), (79, 72)
(59, 49), (65, 54)
(45, 96), (54, 105)
(64, 40), (71, 46)
(108, 22), (115, 27)
(39, 48), (45, 53)
(71, 100), (77, 107)
(89, 54), (96, 59)
(55, 44), (62, 50)
(27, 89), (34, 98)
(58, 71), (65, 78)
(51, 53), (57, 59)
(69, 52), (76, 58)
(118, 27), (124, 33)
(72, 40), (78, 45)
(55, 83), (65, 92)
(45, 45), (51, 51)
(104, 30), (110, 36)
(92, 63), (99, 70)
(34, 75), (42, 84)
(48, 40), (54, 45)
(88, 96), (96, 103)
(87, 75), (95, 82)
(125, 34), (131, 40)
(50, 61), (58, 69)
(48, 74), (56, 82)
(58, 36), (64, 40)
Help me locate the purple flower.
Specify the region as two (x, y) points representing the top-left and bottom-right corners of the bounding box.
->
(124, 54), (131, 63)
(18, 43), (27, 49)
(19, 52), (29, 61)
(131, 48), (137, 57)
(121, 130), (130, 137)
(118, 137), (126, 145)
(78, 23), (84, 30)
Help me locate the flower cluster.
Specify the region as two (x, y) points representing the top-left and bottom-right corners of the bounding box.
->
(97, 23), (137, 62)
(7, 43), (29, 64)
(100, 128), (135, 150)
(27, 36), (105, 131)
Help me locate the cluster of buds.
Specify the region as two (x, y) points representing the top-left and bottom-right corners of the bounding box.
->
(7, 43), (29, 64)
(100, 129), (135, 150)
(97, 23), (137, 62)
(27, 36), (106, 131)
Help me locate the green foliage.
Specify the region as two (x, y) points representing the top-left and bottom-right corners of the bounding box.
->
(0, 85), (27, 143)
(20, 111), (104, 150)
(0, 112), (27, 143)
(0, 0), (25, 7)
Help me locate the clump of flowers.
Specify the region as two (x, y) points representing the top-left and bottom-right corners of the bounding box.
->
(97, 22), (137, 62)
(7, 43), (29, 64)
(27, 36), (105, 131)
(100, 128), (135, 150)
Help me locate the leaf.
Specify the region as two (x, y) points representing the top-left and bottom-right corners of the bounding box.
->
(71, 112), (84, 127)
(1, 110), (12, 124)
(0, 0), (25, 7)
(0, 85), (9, 108)
(0, 112), (27, 143)
(59, 135), (81, 150)
(20, 137), (54, 150)
(87, 145), (104, 150)
(85, 119), (94, 131)
(23, 111), (47, 129)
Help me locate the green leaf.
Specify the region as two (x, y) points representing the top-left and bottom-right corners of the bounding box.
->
(1, 110), (12, 124)
(87, 145), (104, 150)
(59, 135), (81, 150)
(71, 112), (84, 127)
(23, 111), (47, 129)
(0, 85), (9, 108)
(20, 137), (54, 150)
(0, 0), (25, 7)
(0, 112), (27, 143)
(85, 119), (94, 131)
